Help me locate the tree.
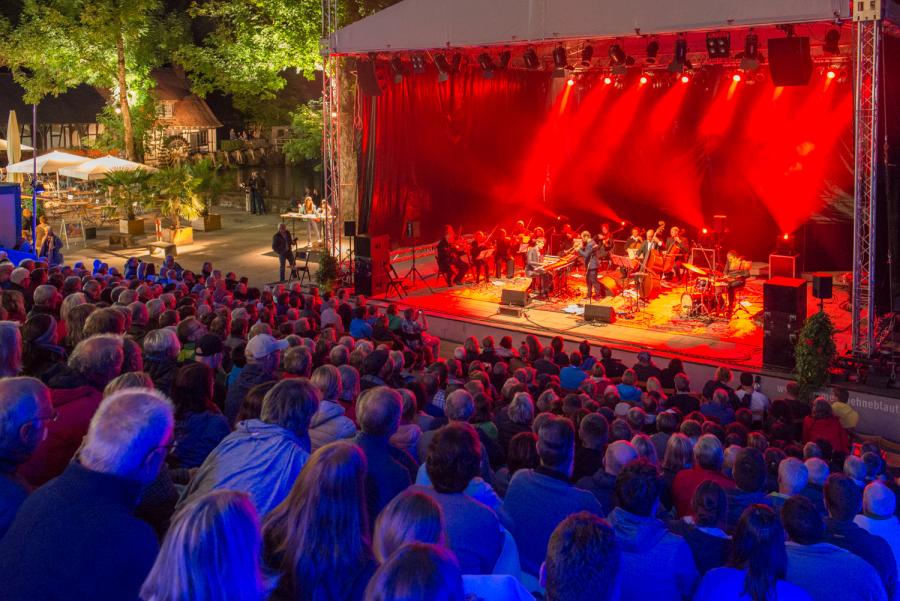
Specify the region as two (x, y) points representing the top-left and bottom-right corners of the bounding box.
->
(188, 159), (226, 217)
(794, 310), (838, 400)
(282, 101), (323, 169)
(0, 0), (184, 160)
(152, 164), (203, 231)
(101, 168), (153, 221)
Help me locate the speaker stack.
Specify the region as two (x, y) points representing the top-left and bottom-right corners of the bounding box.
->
(584, 304), (617, 324)
(763, 277), (808, 371)
(354, 234), (391, 296)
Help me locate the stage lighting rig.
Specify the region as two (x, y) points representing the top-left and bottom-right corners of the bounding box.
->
(478, 53), (495, 78)
(823, 28), (841, 54)
(411, 53), (426, 74)
(668, 36), (691, 73)
(738, 31), (762, 71)
(706, 32), (731, 58)
(581, 45), (594, 67)
(499, 50), (511, 70)
(390, 56), (404, 83)
(523, 47), (540, 69)
(434, 53), (451, 82)
(553, 45), (568, 70)
(608, 42), (627, 66)
(645, 39), (660, 64)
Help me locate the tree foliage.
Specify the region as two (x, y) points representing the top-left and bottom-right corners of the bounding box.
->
(152, 164), (203, 230)
(100, 168), (153, 221)
(283, 101), (323, 169)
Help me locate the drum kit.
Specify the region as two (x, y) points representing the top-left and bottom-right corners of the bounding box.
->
(679, 262), (731, 319)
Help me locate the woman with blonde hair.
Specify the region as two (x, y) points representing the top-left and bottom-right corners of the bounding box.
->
(63, 303), (96, 352)
(263, 441), (374, 601)
(660, 433), (693, 512)
(140, 490), (266, 601)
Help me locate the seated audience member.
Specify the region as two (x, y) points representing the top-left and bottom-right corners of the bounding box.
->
(410, 422), (504, 575)
(667, 373), (701, 414)
(577, 439), (639, 514)
(178, 379), (319, 516)
(169, 362), (230, 469)
(308, 364), (356, 450)
(767, 457), (809, 513)
(349, 306), (373, 339)
(492, 431), (539, 498)
(803, 397), (849, 454)
(632, 350), (663, 383)
(0, 377), (52, 538)
(668, 481), (731, 574)
(854, 482), (900, 578)
(725, 448), (769, 532)
(651, 409), (679, 462)
(701, 388), (735, 425)
(694, 504), (812, 601)
(503, 416), (603, 576)
(495, 390), (535, 455)
(0, 389), (173, 601)
(782, 495), (887, 601)
(225, 333), (287, 425)
(671, 434), (734, 517)
(573, 412), (609, 482)
(559, 353), (587, 391)
(364, 543), (464, 601)
(607, 459), (699, 601)
(142, 328), (182, 396)
(282, 345), (313, 379)
(542, 511), (621, 601)
(141, 490), (266, 601)
(802, 457), (829, 514)
(703, 366), (739, 407)
(263, 441), (375, 601)
(19, 334), (124, 486)
(390, 388), (423, 460)
(823, 474), (897, 600)
(0, 320), (23, 377)
(616, 368), (642, 402)
(660, 433), (693, 512)
(355, 386), (417, 519)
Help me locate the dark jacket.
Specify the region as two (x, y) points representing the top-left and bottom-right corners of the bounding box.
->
(576, 469), (618, 515)
(355, 432), (416, 520)
(0, 465), (29, 540)
(143, 354), (180, 397)
(224, 363), (276, 425)
(573, 446), (605, 483)
(172, 411), (232, 468)
(0, 462), (158, 601)
(668, 519), (731, 574)
(824, 518), (898, 601)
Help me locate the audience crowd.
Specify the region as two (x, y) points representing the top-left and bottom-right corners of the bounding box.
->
(0, 252), (898, 601)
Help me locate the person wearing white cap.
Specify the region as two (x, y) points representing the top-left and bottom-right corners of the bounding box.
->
(854, 481), (900, 577)
(224, 333), (288, 425)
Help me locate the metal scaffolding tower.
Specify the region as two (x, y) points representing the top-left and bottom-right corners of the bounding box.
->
(851, 1), (882, 357)
(321, 0), (342, 259)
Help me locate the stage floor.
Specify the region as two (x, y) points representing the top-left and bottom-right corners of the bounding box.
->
(373, 266), (854, 374)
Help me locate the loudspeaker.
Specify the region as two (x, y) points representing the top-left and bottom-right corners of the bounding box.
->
(712, 215), (727, 235)
(763, 277), (808, 316)
(344, 221), (356, 237)
(354, 234), (390, 296)
(812, 273), (833, 300)
(501, 288), (527, 307)
(769, 253), (799, 278)
(768, 37), (813, 86)
(584, 304), (616, 324)
(355, 234), (390, 259)
(357, 60), (383, 97)
(763, 309), (805, 370)
(0, 183), (22, 249)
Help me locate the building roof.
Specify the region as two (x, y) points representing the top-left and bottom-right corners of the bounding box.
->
(0, 74), (106, 125)
(152, 68), (223, 129)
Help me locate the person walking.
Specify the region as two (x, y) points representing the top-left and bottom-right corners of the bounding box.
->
(272, 223), (295, 283)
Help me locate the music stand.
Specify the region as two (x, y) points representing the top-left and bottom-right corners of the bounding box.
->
(401, 220), (433, 293)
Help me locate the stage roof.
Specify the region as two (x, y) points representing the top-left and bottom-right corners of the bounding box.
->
(331, 0), (851, 54)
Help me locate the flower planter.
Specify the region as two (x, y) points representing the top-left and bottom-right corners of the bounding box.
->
(119, 219), (145, 235)
(191, 214), (222, 232)
(161, 226), (193, 245)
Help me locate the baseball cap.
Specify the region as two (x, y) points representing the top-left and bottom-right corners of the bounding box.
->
(245, 333), (289, 359)
(195, 334), (224, 357)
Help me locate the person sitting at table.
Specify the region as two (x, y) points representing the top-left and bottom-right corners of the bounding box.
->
(38, 226), (63, 266)
(303, 195), (322, 247)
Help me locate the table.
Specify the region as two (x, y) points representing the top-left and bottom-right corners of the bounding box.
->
(280, 212), (328, 248)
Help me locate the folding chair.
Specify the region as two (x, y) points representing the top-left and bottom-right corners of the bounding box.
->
(384, 260), (407, 298)
(289, 251), (312, 285)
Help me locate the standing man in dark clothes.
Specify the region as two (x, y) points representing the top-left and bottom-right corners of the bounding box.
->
(0, 389), (173, 601)
(246, 170), (268, 215)
(272, 223), (295, 283)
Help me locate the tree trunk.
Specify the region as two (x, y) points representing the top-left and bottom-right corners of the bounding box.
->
(116, 32), (136, 161)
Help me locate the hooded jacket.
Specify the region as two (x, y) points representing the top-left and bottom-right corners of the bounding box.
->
(608, 507), (699, 601)
(308, 400), (357, 451)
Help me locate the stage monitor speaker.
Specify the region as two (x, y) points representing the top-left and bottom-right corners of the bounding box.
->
(343, 221), (357, 237)
(355, 234), (390, 259)
(769, 253), (799, 278)
(501, 288), (527, 307)
(812, 273), (833, 300)
(0, 183), (22, 249)
(763, 277), (807, 317)
(584, 304), (616, 324)
(404, 220), (421, 239)
(357, 60), (383, 96)
(767, 36), (813, 86)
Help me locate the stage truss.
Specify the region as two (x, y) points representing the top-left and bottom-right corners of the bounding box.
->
(321, 0), (342, 260)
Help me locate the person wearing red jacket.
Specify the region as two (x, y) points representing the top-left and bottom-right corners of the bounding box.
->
(802, 397), (849, 455)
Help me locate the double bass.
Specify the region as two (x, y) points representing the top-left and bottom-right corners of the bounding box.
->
(633, 221), (665, 300)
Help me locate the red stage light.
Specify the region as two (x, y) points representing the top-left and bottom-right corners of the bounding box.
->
(566, 78), (575, 87)
(639, 75), (648, 85)
(680, 75), (690, 84)
(732, 74), (741, 82)
(603, 76), (612, 85)
(702, 227), (708, 235)
(826, 70), (836, 80)
(620, 221), (626, 226)
(783, 233), (790, 240)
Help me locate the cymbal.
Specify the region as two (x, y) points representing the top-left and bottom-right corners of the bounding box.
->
(682, 263), (708, 275)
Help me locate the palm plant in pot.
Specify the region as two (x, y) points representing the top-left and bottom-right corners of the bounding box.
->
(101, 169), (152, 235)
(152, 164), (203, 246)
(189, 159), (225, 231)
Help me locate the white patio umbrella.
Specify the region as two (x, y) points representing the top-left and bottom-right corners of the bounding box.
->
(0, 140), (33, 152)
(6, 150), (91, 195)
(5, 111), (22, 183)
(58, 155), (157, 180)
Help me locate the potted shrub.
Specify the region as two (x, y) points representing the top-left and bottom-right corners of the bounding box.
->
(152, 165), (203, 246)
(314, 251), (340, 293)
(794, 309), (838, 400)
(188, 159), (225, 231)
(101, 169), (152, 235)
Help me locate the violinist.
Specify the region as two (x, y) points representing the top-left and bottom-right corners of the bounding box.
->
(436, 225), (469, 287)
(494, 228), (514, 279)
(470, 230), (491, 284)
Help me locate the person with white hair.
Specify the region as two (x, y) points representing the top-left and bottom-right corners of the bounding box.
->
(308, 364), (356, 451)
(417, 388), (475, 461)
(178, 378), (319, 516)
(224, 333), (287, 425)
(29, 284), (61, 320)
(855, 481), (900, 578)
(0, 320), (23, 377)
(142, 328), (182, 396)
(18, 334), (125, 487)
(802, 457), (830, 515)
(767, 457), (809, 512)
(576, 439), (639, 515)
(0, 388), (173, 601)
(0, 377), (52, 538)
(320, 298), (344, 334)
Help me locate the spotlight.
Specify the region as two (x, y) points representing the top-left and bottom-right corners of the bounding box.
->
(639, 75), (648, 85)
(411, 53), (426, 74)
(783, 233), (790, 241)
(706, 32), (731, 58)
(390, 56), (403, 83)
(645, 39), (660, 64)
(739, 31), (762, 71)
(552, 45), (568, 70)
(824, 28), (841, 54)
(702, 227), (708, 235)
(566, 77), (575, 87)
(581, 45), (594, 67)
(608, 43), (627, 66)
(478, 52), (495, 79)
(732, 73), (741, 82)
(669, 36), (689, 73)
(603, 76), (613, 85)
(435, 53), (451, 82)
(826, 69), (836, 79)
(680, 74), (690, 84)
(499, 50), (511, 69)
(523, 47), (540, 69)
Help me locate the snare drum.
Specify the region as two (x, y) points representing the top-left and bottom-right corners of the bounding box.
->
(680, 292), (706, 316)
(695, 277), (711, 292)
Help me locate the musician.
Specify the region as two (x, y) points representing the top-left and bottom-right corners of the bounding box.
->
(493, 228), (514, 279)
(525, 237), (551, 296)
(436, 225), (468, 287)
(665, 226), (690, 280)
(626, 227), (643, 251)
(577, 231), (602, 301)
(723, 250), (750, 316)
(511, 220), (530, 269)
(636, 228), (663, 260)
(554, 222), (576, 254)
(470, 230), (490, 284)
